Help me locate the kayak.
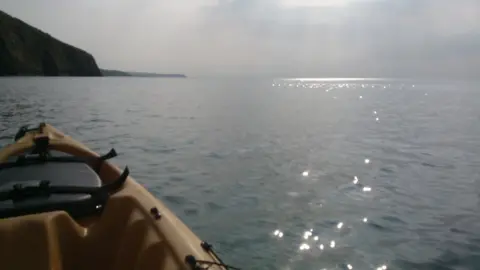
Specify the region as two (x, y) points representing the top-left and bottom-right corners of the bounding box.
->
(0, 123), (236, 270)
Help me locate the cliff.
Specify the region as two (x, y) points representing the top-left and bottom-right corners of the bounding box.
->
(0, 10), (101, 76)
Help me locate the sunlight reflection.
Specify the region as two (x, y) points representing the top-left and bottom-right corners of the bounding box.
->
(363, 217), (368, 223)
(330, 240), (336, 248)
(363, 186), (372, 192)
(376, 265), (388, 270)
(273, 229), (284, 238)
(373, 111), (377, 115)
(299, 243), (310, 251)
(376, 117), (379, 121)
(337, 222), (344, 229)
(347, 264), (353, 270)
(284, 78), (384, 82)
(314, 236), (319, 241)
(302, 170), (309, 177)
(364, 159), (370, 164)
(359, 96), (363, 99)
(303, 230), (313, 240)
(319, 244), (324, 250)
(353, 176), (359, 184)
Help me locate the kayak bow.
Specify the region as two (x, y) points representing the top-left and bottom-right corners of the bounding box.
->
(0, 123), (235, 270)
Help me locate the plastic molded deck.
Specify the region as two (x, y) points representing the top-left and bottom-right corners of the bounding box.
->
(0, 194), (181, 270)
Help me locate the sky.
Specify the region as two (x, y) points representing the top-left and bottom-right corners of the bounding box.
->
(1, 0), (479, 78)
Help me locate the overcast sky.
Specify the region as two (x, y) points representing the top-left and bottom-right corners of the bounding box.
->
(1, 0), (479, 78)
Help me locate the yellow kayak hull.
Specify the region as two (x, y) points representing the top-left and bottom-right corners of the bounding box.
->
(0, 123), (225, 270)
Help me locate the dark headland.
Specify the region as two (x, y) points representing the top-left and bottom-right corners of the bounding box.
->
(0, 10), (101, 76)
(0, 10), (186, 78)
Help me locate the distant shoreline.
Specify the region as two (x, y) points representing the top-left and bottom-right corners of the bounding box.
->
(0, 10), (187, 78)
(101, 69), (186, 78)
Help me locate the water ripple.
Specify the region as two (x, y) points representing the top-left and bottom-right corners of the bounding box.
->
(1, 78), (480, 270)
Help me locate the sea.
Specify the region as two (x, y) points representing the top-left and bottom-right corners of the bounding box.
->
(1, 77), (480, 270)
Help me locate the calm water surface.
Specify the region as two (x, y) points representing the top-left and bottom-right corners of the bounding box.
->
(1, 77), (480, 270)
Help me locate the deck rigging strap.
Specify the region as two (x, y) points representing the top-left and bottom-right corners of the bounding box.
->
(9, 123), (116, 171)
(185, 242), (240, 270)
(185, 255), (240, 270)
(0, 148), (117, 171)
(0, 166), (129, 202)
(0, 166), (129, 219)
(31, 136), (50, 157)
(13, 123), (46, 142)
(196, 260), (240, 270)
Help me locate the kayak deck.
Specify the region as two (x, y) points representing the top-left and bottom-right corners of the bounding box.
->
(0, 161), (102, 212)
(0, 194), (177, 270)
(0, 123), (229, 270)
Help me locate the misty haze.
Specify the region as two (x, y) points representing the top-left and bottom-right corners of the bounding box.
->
(1, 0), (479, 78)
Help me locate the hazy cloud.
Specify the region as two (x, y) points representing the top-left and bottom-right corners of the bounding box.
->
(1, 0), (479, 77)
